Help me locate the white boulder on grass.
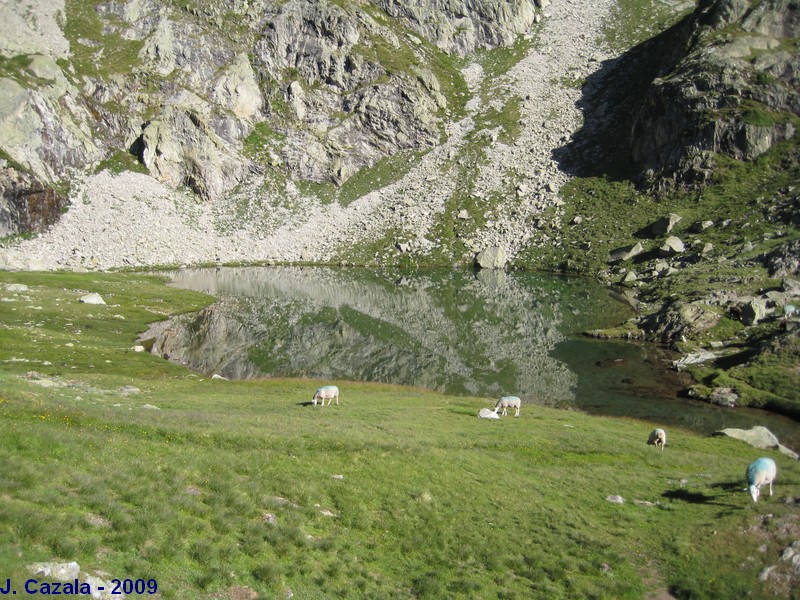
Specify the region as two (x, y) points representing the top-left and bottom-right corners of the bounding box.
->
(79, 293), (106, 305)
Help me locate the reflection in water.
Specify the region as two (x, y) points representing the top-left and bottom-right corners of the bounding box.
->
(151, 266), (799, 449)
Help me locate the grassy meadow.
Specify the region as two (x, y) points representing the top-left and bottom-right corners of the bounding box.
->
(0, 271), (798, 599)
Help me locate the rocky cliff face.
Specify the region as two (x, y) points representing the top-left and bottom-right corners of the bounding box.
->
(630, 0), (800, 188)
(0, 167), (68, 237)
(1, 0), (797, 234)
(0, 0), (538, 222)
(562, 0), (799, 189)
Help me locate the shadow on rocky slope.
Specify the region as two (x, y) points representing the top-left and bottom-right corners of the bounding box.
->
(555, 0), (800, 188)
(552, 13), (695, 182)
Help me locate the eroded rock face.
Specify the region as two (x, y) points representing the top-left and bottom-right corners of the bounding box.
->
(0, 0), (539, 220)
(0, 65), (105, 184)
(0, 167), (68, 237)
(138, 104), (251, 201)
(252, 0), (445, 185)
(630, 0), (800, 188)
(374, 0), (538, 56)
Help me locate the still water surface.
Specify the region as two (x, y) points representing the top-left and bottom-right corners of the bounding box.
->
(164, 266), (799, 449)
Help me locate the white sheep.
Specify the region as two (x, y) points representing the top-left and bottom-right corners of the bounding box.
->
(647, 428), (667, 451)
(312, 385), (339, 406)
(746, 457), (777, 502)
(494, 395), (521, 417)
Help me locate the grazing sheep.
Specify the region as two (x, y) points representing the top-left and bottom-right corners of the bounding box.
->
(647, 428), (667, 451)
(746, 457), (777, 502)
(312, 385), (339, 406)
(494, 395), (521, 417)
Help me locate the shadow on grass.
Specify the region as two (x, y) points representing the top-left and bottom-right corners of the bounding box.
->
(662, 489), (713, 503)
(710, 481), (745, 492)
(662, 488), (741, 510)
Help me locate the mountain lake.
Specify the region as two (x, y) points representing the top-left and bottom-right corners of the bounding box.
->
(159, 266), (799, 451)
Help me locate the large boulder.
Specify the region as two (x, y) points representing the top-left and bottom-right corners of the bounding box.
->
(475, 246), (508, 270)
(640, 300), (721, 344)
(739, 297), (770, 325)
(713, 425), (799, 458)
(651, 213), (682, 236)
(609, 242), (645, 263)
(659, 236), (685, 256)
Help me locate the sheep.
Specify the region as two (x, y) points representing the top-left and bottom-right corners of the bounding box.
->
(647, 428), (667, 451)
(494, 395), (521, 417)
(746, 457), (777, 502)
(312, 385), (339, 406)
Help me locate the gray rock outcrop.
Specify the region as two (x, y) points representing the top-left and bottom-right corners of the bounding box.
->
(0, 0), (540, 222)
(563, 0), (799, 191)
(630, 0), (800, 188)
(713, 425), (799, 458)
(374, 0), (538, 56)
(640, 300), (722, 344)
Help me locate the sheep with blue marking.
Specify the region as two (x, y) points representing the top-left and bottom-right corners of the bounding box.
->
(746, 457), (777, 502)
(494, 395), (521, 417)
(312, 385), (339, 406)
(647, 428), (667, 451)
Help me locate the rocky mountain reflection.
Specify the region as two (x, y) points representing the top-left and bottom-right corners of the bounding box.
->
(147, 267), (633, 400)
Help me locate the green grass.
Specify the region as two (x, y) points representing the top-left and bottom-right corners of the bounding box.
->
(602, 0), (695, 52)
(94, 151), (150, 176)
(298, 150), (423, 209)
(1, 271), (798, 599)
